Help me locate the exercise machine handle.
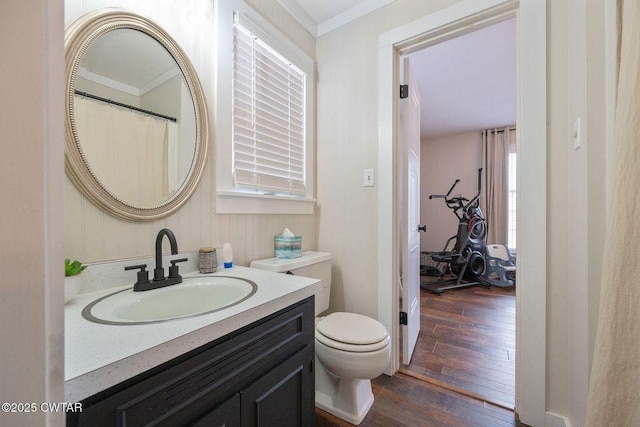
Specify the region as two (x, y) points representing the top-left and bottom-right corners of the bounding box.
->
(466, 168), (483, 208)
(429, 179), (460, 200)
(446, 179), (461, 198)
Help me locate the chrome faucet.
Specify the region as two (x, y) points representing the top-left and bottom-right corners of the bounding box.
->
(125, 228), (187, 291)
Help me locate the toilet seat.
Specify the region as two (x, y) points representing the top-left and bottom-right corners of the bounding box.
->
(316, 312), (390, 353)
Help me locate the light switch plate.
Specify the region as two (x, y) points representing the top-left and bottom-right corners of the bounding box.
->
(364, 169), (375, 187)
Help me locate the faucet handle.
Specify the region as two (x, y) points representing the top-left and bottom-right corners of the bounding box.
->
(168, 258), (188, 279)
(124, 264), (150, 286)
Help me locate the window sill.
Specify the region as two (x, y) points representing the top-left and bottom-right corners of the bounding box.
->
(215, 191), (316, 214)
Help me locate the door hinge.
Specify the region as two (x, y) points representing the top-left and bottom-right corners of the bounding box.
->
(400, 84), (409, 99)
(400, 311), (408, 325)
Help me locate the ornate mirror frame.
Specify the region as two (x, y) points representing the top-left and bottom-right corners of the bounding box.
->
(64, 8), (209, 221)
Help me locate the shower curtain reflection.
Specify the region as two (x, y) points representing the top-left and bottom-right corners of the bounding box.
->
(74, 95), (178, 207)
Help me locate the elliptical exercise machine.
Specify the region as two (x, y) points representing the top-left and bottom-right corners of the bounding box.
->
(421, 168), (487, 294)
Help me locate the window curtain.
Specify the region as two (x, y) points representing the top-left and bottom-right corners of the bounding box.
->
(586, 1), (640, 425)
(481, 127), (511, 245)
(74, 96), (169, 207)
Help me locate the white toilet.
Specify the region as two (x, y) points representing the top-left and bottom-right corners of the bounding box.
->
(250, 252), (391, 425)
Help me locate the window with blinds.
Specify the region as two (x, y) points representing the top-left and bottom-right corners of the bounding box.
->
(232, 21), (307, 196)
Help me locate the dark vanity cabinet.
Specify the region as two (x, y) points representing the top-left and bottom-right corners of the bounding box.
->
(67, 297), (315, 427)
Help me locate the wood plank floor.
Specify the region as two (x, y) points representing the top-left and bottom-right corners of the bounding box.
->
(314, 372), (518, 427)
(405, 280), (516, 408)
(315, 282), (518, 426)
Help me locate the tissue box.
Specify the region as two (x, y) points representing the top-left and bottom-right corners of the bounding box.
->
(275, 235), (302, 259)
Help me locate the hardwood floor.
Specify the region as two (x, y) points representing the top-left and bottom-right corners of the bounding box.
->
(405, 281), (516, 408)
(315, 282), (518, 426)
(314, 372), (518, 427)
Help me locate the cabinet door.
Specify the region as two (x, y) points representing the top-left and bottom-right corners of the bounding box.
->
(241, 348), (314, 427)
(192, 394), (240, 427)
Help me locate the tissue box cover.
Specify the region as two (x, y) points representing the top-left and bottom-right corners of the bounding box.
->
(275, 235), (302, 259)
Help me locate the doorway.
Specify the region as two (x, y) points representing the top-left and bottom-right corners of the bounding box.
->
(377, 1), (547, 424)
(400, 18), (517, 408)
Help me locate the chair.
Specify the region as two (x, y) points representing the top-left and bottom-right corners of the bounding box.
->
(483, 244), (516, 287)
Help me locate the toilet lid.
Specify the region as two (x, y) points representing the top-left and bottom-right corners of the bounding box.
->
(316, 331), (390, 353)
(316, 312), (389, 345)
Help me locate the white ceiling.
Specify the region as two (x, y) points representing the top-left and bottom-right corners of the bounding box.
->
(81, 29), (179, 93)
(408, 18), (517, 139)
(282, 1), (516, 140)
(294, 0), (368, 23)
(278, 0), (395, 36)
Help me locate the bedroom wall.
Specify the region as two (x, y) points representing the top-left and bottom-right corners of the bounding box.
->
(420, 131), (483, 252)
(63, 0), (317, 266)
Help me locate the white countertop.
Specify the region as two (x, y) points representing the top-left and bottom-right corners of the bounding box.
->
(64, 265), (320, 402)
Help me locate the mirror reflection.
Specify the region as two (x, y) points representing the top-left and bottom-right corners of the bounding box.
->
(73, 28), (196, 208)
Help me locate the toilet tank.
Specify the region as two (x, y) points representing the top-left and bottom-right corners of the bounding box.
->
(249, 252), (332, 316)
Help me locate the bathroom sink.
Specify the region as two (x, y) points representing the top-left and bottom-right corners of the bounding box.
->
(82, 276), (257, 325)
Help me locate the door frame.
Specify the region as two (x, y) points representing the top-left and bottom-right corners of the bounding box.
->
(377, 1), (546, 425)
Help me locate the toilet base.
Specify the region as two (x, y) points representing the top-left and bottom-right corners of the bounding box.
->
(315, 361), (375, 425)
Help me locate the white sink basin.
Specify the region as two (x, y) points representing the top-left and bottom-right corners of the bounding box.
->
(82, 276), (257, 325)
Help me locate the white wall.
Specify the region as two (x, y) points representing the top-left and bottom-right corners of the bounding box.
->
(0, 0), (65, 425)
(316, 0), (609, 423)
(420, 131), (482, 252)
(565, 0), (609, 424)
(545, 0), (570, 415)
(140, 75), (181, 120)
(566, 1), (589, 424)
(545, 2), (609, 423)
(64, 0), (318, 267)
(316, 0), (453, 318)
(76, 76), (141, 106)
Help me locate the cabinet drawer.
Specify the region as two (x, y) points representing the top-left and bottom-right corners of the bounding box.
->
(68, 297), (314, 427)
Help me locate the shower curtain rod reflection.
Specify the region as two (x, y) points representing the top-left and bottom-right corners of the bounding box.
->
(74, 90), (177, 122)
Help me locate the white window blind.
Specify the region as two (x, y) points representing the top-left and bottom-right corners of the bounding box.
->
(232, 20), (306, 196)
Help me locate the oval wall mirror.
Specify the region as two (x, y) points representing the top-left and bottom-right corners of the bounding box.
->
(64, 9), (209, 221)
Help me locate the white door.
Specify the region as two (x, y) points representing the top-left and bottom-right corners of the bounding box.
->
(400, 57), (421, 365)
